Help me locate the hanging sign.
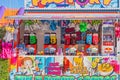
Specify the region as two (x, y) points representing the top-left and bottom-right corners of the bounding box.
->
(24, 0), (119, 9)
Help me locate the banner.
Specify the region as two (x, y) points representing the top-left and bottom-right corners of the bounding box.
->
(24, 0), (119, 9)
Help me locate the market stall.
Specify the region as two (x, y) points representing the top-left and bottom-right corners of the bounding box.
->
(0, 0), (120, 80)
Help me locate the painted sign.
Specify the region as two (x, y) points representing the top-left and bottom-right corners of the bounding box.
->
(9, 56), (120, 80)
(24, 0), (119, 9)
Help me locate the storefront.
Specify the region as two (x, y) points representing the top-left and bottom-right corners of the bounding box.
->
(0, 0), (120, 80)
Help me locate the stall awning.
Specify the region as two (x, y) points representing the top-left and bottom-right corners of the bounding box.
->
(5, 13), (120, 20)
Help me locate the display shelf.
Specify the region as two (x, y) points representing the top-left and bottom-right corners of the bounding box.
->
(5, 13), (120, 20)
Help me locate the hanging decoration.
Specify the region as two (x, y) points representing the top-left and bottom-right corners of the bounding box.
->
(33, 20), (42, 25)
(59, 20), (70, 27)
(71, 20), (81, 24)
(41, 20), (50, 31)
(79, 22), (88, 32)
(91, 20), (102, 26)
(50, 20), (57, 31)
(24, 20), (41, 32)
(5, 26), (15, 33)
(24, 20), (34, 26)
(3, 25), (15, 42)
(24, 20), (34, 32)
(32, 20), (41, 31)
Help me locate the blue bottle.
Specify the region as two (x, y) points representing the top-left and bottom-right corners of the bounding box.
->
(86, 34), (92, 44)
(44, 34), (50, 44)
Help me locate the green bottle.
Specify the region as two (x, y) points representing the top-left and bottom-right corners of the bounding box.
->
(30, 33), (37, 44)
